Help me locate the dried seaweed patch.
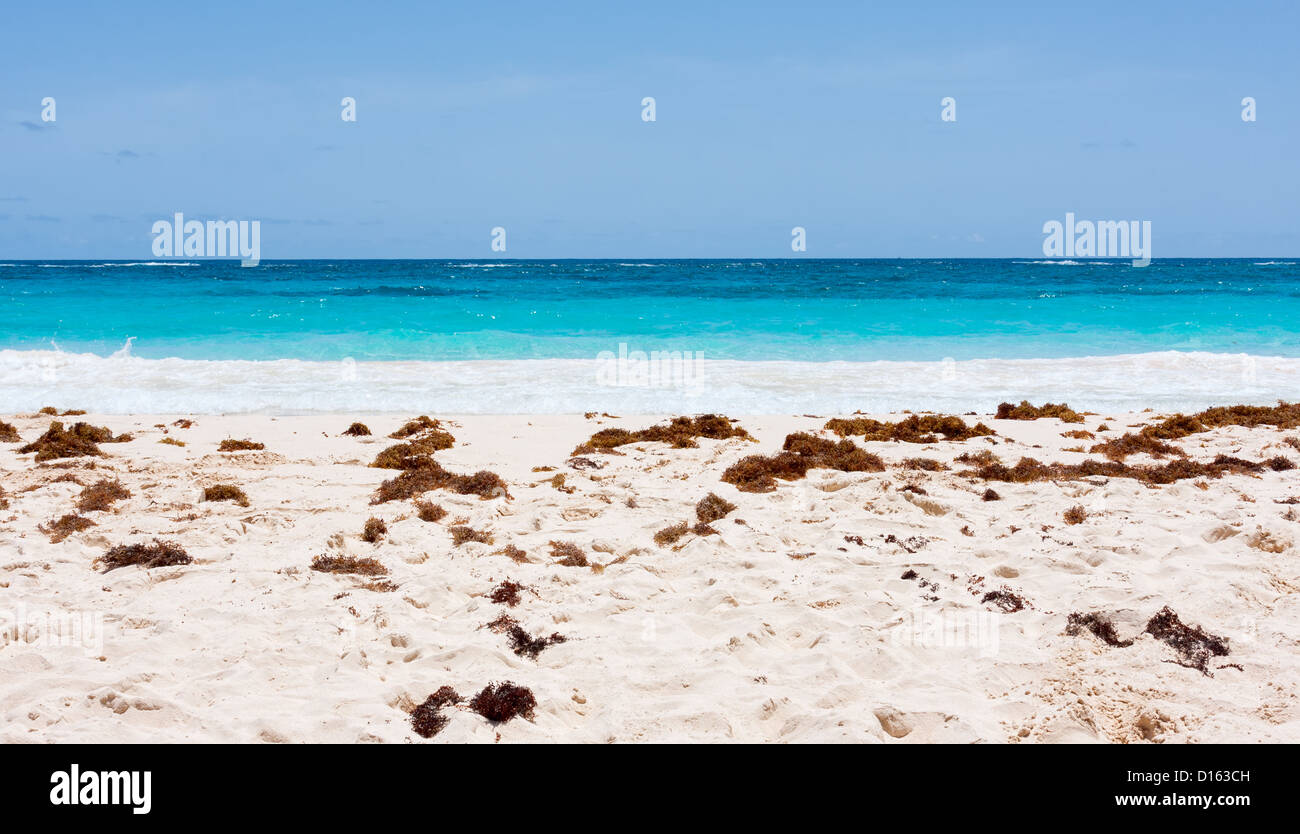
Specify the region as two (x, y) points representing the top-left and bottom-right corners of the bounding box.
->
(97, 539), (192, 572)
(342, 422), (371, 436)
(968, 454), (1280, 485)
(572, 414), (751, 454)
(415, 500), (446, 522)
(1089, 432), (1183, 461)
(1066, 612), (1134, 647)
(218, 438), (264, 452)
(469, 682), (537, 723)
(695, 492), (737, 524)
(496, 544), (529, 563)
(361, 516), (388, 543)
(1142, 402), (1300, 440)
(41, 513), (96, 543)
(548, 540), (588, 566)
(653, 522), (689, 547)
(1144, 606), (1229, 675)
(996, 401), (1083, 423)
(826, 414), (994, 443)
(201, 484), (248, 507)
(450, 525), (493, 546)
(490, 579), (527, 607)
(18, 421), (130, 462)
(411, 686), (462, 738)
(721, 432), (884, 493)
(372, 460), (508, 502)
(505, 625), (566, 659)
(77, 479), (132, 512)
(310, 554), (387, 575)
(981, 588), (1027, 613)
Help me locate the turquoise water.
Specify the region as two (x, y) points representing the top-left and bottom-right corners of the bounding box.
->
(2, 259), (1298, 362)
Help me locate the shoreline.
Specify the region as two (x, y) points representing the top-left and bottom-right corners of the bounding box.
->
(2, 408), (1297, 742)
(3, 348), (1299, 415)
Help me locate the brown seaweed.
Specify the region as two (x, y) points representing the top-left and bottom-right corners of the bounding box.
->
(469, 682), (537, 723)
(572, 414), (751, 454)
(825, 414), (995, 442)
(721, 432), (884, 493)
(97, 539), (192, 572)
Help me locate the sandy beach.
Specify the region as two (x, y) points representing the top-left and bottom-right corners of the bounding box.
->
(2, 408), (1298, 743)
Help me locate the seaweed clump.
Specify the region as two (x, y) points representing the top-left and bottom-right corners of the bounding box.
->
(490, 579), (527, 607)
(371, 460), (508, 503)
(1144, 606), (1229, 675)
(450, 525), (493, 546)
(572, 414), (751, 454)
(1142, 402), (1300, 440)
(496, 544), (529, 563)
(982, 588), (1027, 613)
(361, 516), (388, 543)
(389, 416), (455, 445)
(824, 414), (995, 443)
(1063, 505), (1087, 525)
(653, 521), (689, 547)
(995, 401), (1084, 423)
(410, 686), (463, 739)
(505, 625), (567, 660)
(415, 500), (447, 522)
(966, 454), (1282, 485)
(40, 513), (97, 543)
(370, 418), (454, 468)
(721, 432), (884, 493)
(77, 478), (132, 512)
(468, 682), (537, 723)
(548, 540), (588, 566)
(695, 492), (737, 524)
(0, 420), (20, 443)
(18, 421), (131, 462)
(201, 484), (249, 507)
(96, 539), (192, 572)
(218, 438), (264, 452)
(310, 554), (388, 575)
(1089, 432), (1183, 461)
(1066, 612), (1134, 647)
(342, 422), (371, 436)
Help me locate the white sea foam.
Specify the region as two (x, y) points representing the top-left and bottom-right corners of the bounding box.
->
(1, 348), (1295, 415)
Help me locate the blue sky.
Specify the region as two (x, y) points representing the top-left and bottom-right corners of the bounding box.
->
(2, 0), (1297, 258)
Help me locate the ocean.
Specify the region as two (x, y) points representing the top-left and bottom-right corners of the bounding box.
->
(2, 258), (1298, 414)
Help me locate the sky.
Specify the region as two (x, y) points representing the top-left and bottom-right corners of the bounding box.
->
(1, 0), (1297, 259)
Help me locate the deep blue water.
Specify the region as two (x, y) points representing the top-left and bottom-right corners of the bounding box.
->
(1, 258), (1297, 361)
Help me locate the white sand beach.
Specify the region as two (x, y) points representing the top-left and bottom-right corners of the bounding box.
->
(1, 408), (1297, 743)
